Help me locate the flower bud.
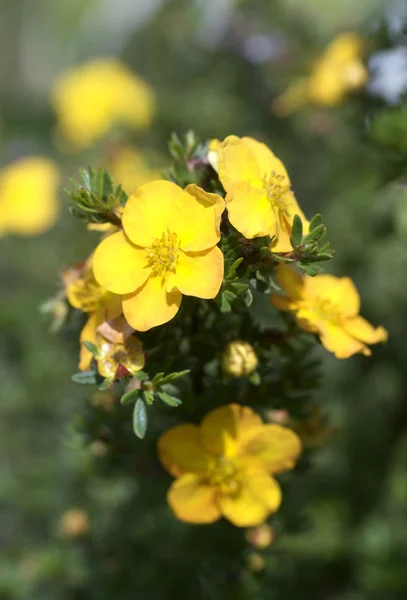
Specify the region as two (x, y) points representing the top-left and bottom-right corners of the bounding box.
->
(59, 508), (89, 538)
(245, 523), (275, 549)
(222, 341), (258, 377)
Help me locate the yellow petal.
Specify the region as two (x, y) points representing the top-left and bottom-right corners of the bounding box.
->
(303, 275), (360, 317)
(343, 316), (388, 345)
(217, 135), (261, 189)
(208, 138), (221, 172)
(0, 157), (60, 236)
(92, 231), (149, 295)
(238, 424), (302, 474)
(170, 184), (224, 251)
(226, 182), (277, 239)
(218, 471), (281, 527)
(243, 137), (290, 181)
(167, 474), (221, 524)
(318, 322), (368, 358)
(158, 424), (213, 477)
(270, 195), (310, 253)
(96, 315), (133, 344)
(122, 274), (182, 331)
(274, 264), (305, 300)
(122, 180), (182, 247)
(167, 246), (224, 299)
(200, 404), (264, 458)
(79, 314), (98, 371)
(271, 294), (294, 312)
(102, 292), (123, 320)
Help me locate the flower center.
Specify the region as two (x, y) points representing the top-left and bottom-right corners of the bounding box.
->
(314, 298), (342, 324)
(146, 231), (180, 277)
(209, 457), (240, 497)
(263, 171), (292, 214)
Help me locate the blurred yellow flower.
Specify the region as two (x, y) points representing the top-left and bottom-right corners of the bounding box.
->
(213, 136), (309, 251)
(271, 264), (388, 359)
(64, 261), (123, 371)
(158, 404), (301, 526)
(273, 32), (368, 116)
(0, 157), (60, 237)
(109, 146), (162, 196)
(52, 59), (155, 148)
(222, 340), (258, 377)
(93, 180), (225, 332)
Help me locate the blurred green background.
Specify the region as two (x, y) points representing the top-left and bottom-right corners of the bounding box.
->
(2, 0), (407, 598)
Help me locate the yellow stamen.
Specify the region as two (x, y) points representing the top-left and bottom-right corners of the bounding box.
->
(146, 231), (180, 277)
(313, 298), (342, 323)
(209, 457), (240, 497)
(263, 171), (291, 214)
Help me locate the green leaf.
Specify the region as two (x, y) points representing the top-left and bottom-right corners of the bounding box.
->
(309, 214), (322, 231)
(304, 265), (321, 277)
(143, 390), (155, 405)
(99, 377), (113, 391)
(133, 398), (148, 439)
(151, 372), (165, 386)
(243, 288), (253, 307)
(120, 389), (140, 405)
(313, 252), (334, 262)
(230, 282), (249, 295)
(158, 391), (182, 407)
(290, 214), (303, 248)
(158, 370), (190, 386)
(72, 371), (97, 385)
(135, 371), (149, 382)
(226, 257), (243, 279)
(220, 294), (232, 312)
(83, 341), (99, 357)
(303, 224), (326, 243)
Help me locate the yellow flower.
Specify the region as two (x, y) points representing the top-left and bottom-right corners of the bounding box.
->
(64, 262), (124, 371)
(0, 157), (60, 237)
(108, 146), (162, 196)
(222, 340), (258, 377)
(158, 404), (301, 526)
(273, 32), (368, 116)
(213, 136), (309, 251)
(52, 59), (155, 148)
(271, 264), (388, 359)
(93, 180), (225, 332)
(96, 334), (145, 379)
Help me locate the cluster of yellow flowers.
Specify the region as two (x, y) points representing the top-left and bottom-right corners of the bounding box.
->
(60, 131), (387, 526)
(69, 134), (385, 361)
